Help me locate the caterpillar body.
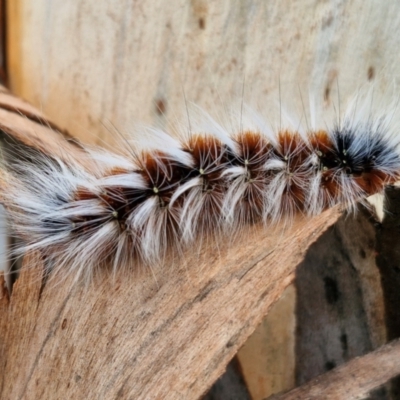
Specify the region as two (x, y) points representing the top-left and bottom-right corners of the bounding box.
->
(3, 95), (400, 280)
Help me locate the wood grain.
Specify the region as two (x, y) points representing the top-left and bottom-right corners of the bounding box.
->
(0, 209), (340, 399)
(270, 338), (400, 400)
(237, 285), (296, 399)
(295, 210), (386, 386)
(0, 64), (342, 399)
(5, 2), (400, 397)
(7, 1), (400, 147)
(0, 86), (84, 162)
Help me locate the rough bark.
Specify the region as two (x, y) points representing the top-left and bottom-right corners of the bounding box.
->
(0, 212), (339, 399)
(270, 339), (400, 400)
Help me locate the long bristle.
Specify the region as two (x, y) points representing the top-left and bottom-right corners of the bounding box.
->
(3, 96), (400, 282)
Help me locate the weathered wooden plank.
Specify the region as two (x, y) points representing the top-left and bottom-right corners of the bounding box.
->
(5, 1), (400, 397)
(270, 338), (400, 400)
(8, 1), (400, 147)
(0, 211), (339, 399)
(0, 97), (340, 398)
(295, 210), (386, 385)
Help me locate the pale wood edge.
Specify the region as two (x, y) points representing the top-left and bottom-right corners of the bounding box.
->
(268, 338), (400, 400)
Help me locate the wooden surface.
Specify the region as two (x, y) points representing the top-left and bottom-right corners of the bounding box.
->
(295, 209), (386, 386)
(237, 208), (391, 400)
(0, 80), (342, 399)
(0, 85), (84, 163)
(0, 211), (340, 399)
(270, 338), (400, 400)
(237, 285), (296, 399)
(7, 1), (400, 147)
(5, 1), (400, 398)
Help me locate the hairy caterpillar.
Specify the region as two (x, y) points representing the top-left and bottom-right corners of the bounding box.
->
(2, 91), (400, 281)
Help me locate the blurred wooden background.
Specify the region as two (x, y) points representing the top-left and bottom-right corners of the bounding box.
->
(4, 1), (400, 399)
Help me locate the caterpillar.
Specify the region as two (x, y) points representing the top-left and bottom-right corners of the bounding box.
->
(2, 92), (400, 281)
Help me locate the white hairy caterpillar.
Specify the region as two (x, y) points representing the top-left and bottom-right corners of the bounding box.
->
(2, 89), (400, 281)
